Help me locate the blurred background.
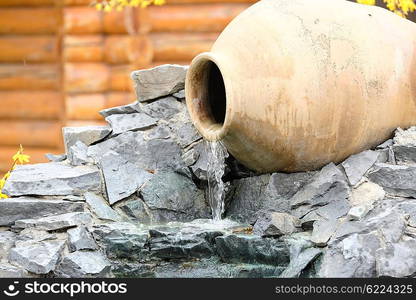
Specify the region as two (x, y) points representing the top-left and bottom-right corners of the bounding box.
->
(0, 0), (414, 173)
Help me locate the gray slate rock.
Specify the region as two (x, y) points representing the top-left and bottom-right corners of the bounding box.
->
(84, 192), (122, 221)
(280, 247), (322, 278)
(376, 139), (393, 149)
(173, 89), (185, 99)
(291, 163), (350, 220)
(0, 231), (16, 260)
(341, 150), (379, 185)
(253, 212), (301, 237)
(105, 112), (157, 135)
(62, 126), (111, 153)
(311, 219), (339, 246)
(167, 111), (201, 148)
(226, 175), (271, 224)
(367, 163), (416, 197)
(3, 162), (101, 197)
(215, 234), (290, 266)
(9, 240), (65, 274)
(376, 238), (416, 277)
(99, 102), (140, 118)
(117, 196), (151, 224)
(0, 198), (84, 226)
(45, 153), (66, 162)
(0, 262), (30, 278)
(56, 251), (111, 278)
(67, 226), (98, 252)
(88, 131), (183, 170)
(92, 222), (149, 260)
(317, 232), (380, 277)
(148, 226), (219, 259)
(67, 141), (92, 166)
(15, 212), (92, 231)
(392, 145), (416, 164)
(99, 151), (154, 205)
(131, 64), (188, 102)
(140, 96), (184, 120)
(140, 171), (210, 222)
(227, 172), (315, 224)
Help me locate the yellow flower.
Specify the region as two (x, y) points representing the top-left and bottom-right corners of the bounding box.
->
(0, 193), (8, 199)
(12, 152), (30, 164)
(357, 0), (376, 5)
(0, 178), (5, 189)
(104, 4), (112, 12)
(154, 0), (165, 5)
(95, 3), (103, 10)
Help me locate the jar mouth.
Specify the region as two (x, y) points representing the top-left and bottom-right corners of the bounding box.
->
(185, 52), (232, 141)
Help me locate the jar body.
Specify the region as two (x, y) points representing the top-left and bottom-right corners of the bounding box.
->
(186, 0), (416, 172)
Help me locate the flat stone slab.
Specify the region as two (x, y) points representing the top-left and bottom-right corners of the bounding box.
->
(253, 212), (301, 237)
(9, 240), (65, 274)
(56, 251), (111, 278)
(62, 126), (111, 153)
(367, 163), (416, 198)
(3, 162), (101, 197)
(67, 226), (98, 252)
(0, 231), (16, 260)
(84, 192), (122, 221)
(140, 96), (184, 121)
(341, 150), (379, 186)
(14, 212), (93, 231)
(105, 112), (157, 135)
(376, 238), (416, 277)
(91, 222), (150, 260)
(280, 247), (322, 278)
(215, 234), (290, 266)
(0, 262), (30, 278)
(131, 64), (188, 102)
(99, 102), (140, 118)
(0, 197), (85, 226)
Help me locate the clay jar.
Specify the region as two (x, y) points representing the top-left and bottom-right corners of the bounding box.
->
(185, 0), (416, 173)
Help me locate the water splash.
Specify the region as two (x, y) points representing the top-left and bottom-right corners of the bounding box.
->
(206, 140), (229, 221)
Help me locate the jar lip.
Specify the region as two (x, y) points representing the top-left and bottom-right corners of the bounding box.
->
(185, 52), (234, 141)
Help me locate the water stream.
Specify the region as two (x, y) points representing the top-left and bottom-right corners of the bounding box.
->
(206, 140), (229, 221)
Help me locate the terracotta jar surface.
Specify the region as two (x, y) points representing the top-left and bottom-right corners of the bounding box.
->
(185, 0), (416, 173)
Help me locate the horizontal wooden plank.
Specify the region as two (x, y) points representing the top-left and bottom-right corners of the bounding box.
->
(64, 35), (152, 64)
(66, 92), (136, 120)
(0, 91), (62, 120)
(63, 7), (102, 34)
(0, 8), (60, 34)
(150, 32), (217, 61)
(0, 120), (63, 148)
(0, 146), (60, 174)
(0, 36), (59, 63)
(0, 64), (60, 90)
(64, 63), (109, 93)
(63, 0), (92, 5)
(64, 35), (104, 62)
(0, 0), (56, 6)
(64, 7), (150, 34)
(104, 35), (153, 64)
(148, 3), (248, 32)
(66, 94), (106, 120)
